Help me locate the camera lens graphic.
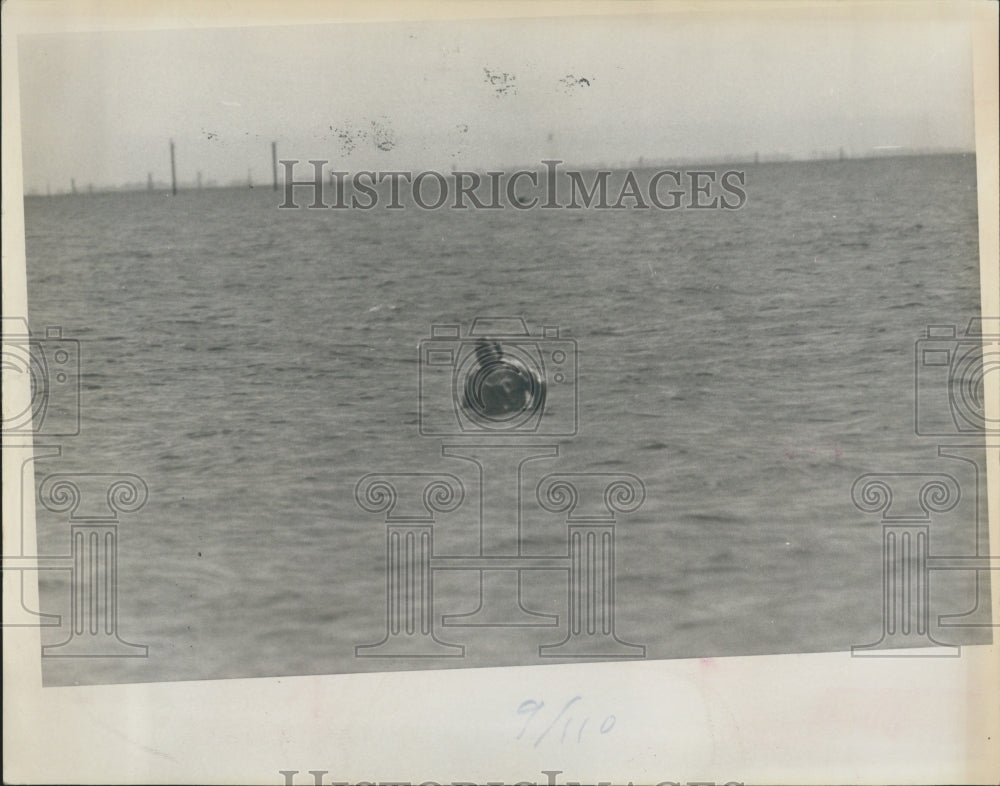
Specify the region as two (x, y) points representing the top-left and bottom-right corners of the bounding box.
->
(950, 345), (999, 431)
(459, 350), (544, 430)
(0, 342), (49, 431)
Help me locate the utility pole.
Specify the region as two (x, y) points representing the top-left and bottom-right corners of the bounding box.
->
(170, 139), (178, 195)
(271, 141), (278, 191)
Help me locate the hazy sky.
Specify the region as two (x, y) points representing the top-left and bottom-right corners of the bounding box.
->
(17, 13), (976, 192)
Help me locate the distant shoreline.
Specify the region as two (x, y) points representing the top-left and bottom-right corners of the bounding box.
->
(22, 148), (975, 199)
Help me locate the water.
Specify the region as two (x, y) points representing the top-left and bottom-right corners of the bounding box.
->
(23, 154), (988, 686)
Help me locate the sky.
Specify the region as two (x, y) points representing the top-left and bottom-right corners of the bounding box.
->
(16, 11), (977, 192)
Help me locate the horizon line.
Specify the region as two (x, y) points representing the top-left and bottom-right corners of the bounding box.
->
(23, 146), (977, 197)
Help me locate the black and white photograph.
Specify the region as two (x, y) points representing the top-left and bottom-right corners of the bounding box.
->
(3, 1), (998, 783)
